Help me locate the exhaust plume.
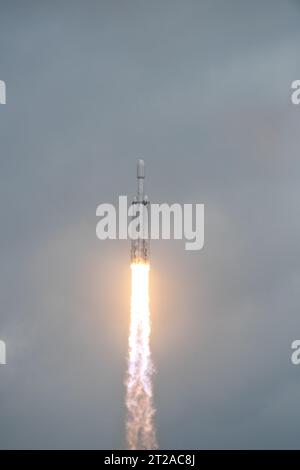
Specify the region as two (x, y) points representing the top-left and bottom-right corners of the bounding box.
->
(125, 262), (157, 450)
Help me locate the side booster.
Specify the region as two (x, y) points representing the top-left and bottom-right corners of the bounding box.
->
(131, 159), (150, 264)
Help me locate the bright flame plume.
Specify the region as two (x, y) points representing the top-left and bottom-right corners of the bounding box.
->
(125, 262), (157, 449)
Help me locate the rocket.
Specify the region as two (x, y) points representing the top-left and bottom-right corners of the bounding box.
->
(131, 159), (150, 263)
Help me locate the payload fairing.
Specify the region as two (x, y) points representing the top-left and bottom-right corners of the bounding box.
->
(131, 159), (150, 264)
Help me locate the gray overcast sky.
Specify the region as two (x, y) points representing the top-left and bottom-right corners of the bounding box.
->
(0, 0), (300, 449)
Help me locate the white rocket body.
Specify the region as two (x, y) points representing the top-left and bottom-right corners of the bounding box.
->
(131, 159), (150, 263)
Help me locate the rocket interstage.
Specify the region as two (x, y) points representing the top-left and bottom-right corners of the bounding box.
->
(125, 160), (157, 450)
(130, 159), (150, 264)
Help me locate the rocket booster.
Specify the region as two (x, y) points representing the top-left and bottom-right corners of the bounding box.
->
(131, 159), (150, 264)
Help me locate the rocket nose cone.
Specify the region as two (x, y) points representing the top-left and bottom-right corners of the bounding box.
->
(137, 159), (145, 178)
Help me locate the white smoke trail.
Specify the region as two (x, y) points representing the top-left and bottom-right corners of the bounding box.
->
(125, 262), (158, 450)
